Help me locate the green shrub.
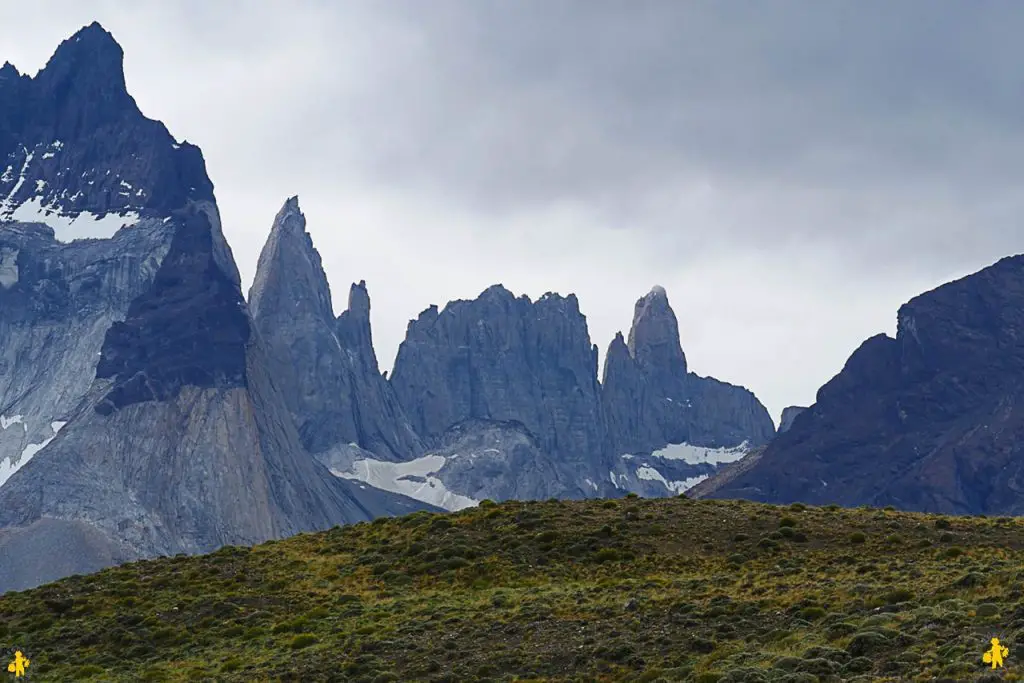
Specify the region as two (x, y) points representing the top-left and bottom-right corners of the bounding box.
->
(534, 530), (558, 544)
(934, 518), (951, 530)
(848, 532), (867, 544)
(883, 588), (914, 603)
(75, 665), (107, 677)
(944, 546), (964, 558)
(221, 658), (244, 672)
(290, 634), (318, 649)
(955, 572), (984, 588)
(977, 603), (999, 617)
(800, 606), (827, 621)
(779, 517), (798, 528)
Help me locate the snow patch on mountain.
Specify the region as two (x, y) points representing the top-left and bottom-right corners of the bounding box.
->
(649, 441), (749, 465)
(331, 454), (479, 512)
(0, 415), (24, 431)
(4, 196), (140, 242)
(1, 145), (140, 242)
(636, 465), (709, 493)
(0, 419), (66, 487)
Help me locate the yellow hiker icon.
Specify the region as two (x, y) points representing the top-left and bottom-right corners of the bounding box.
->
(6, 650), (29, 677)
(984, 637), (1009, 669)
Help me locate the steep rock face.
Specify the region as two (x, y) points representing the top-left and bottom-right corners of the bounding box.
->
(603, 287), (775, 454)
(709, 254), (1024, 515)
(777, 406), (807, 434)
(248, 198), (423, 461)
(382, 286), (612, 503)
(0, 25), (431, 594)
(600, 287), (775, 495)
(391, 285), (606, 463)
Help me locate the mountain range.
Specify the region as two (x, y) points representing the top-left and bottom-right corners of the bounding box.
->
(5, 21), (1023, 596)
(0, 24), (775, 593)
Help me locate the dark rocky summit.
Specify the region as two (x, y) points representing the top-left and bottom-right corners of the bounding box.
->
(708, 254), (1024, 515)
(248, 197), (423, 461)
(0, 24), (432, 594)
(0, 23), (212, 224)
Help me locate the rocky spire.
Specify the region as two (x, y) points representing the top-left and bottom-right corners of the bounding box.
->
(600, 331), (658, 454)
(627, 285), (688, 378)
(336, 280), (378, 374)
(602, 285), (775, 453)
(249, 196), (333, 324)
(248, 197), (424, 461)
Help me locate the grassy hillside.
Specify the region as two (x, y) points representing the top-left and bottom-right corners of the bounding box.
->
(1, 496), (1024, 681)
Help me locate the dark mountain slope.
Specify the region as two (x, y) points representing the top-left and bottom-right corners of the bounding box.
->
(709, 254), (1024, 515)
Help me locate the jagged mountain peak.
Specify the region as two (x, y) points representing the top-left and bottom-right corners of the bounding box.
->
(0, 23), (214, 241)
(276, 195), (302, 220)
(45, 21), (123, 74)
(347, 280), (370, 319)
(337, 279), (379, 373)
(248, 195), (333, 324)
(250, 204), (424, 462)
(390, 281), (606, 462)
(645, 284), (668, 299)
(32, 22), (132, 128)
(626, 285), (687, 375)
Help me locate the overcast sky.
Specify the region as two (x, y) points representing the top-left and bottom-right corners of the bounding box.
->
(4, 1), (1023, 424)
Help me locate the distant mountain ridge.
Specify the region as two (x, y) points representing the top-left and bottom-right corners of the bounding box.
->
(703, 254), (1024, 515)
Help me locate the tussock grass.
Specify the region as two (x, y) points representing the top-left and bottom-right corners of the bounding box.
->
(2, 498), (1024, 681)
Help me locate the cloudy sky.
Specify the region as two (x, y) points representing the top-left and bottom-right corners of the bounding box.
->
(4, 1), (1023, 424)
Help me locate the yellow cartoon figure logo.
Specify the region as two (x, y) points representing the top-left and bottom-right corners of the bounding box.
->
(6, 650), (29, 677)
(984, 637), (1009, 669)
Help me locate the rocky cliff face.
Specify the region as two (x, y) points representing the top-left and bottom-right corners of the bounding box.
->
(383, 285), (611, 502)
(777, 406), (807, 434)
(0, 24), (430, 594)
(391, 285), (607, 463)
(708, 254), (1024, 515)
(600, 287), (776, 495)
(248, 198), (423, 461)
